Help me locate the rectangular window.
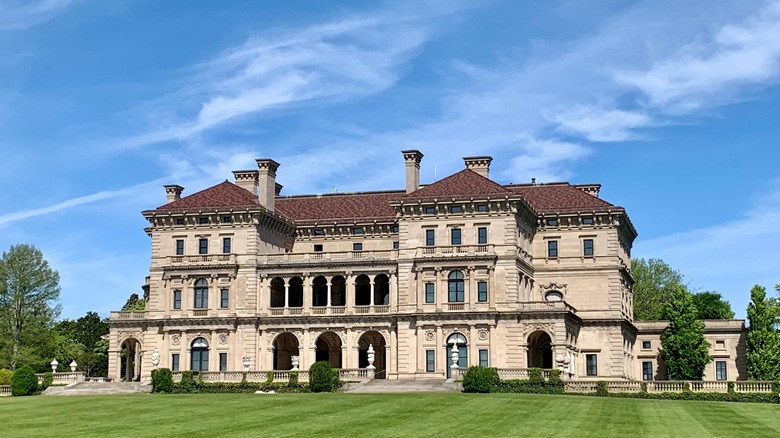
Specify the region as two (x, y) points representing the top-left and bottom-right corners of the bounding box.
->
(582, 217), (594, 225)
(424, 206), (436, 214)
(219, 353), (228, 372)
(716, 361), (727, 381)
(426, 350), (435, 372)
(425, 229), (435, 246)
(425, 283), (435, 304)
(199, 217), (209, 224)
(171, 354), (180, 372)
(477, 281), (488, 302)
(222, 237), (231, 254)
(199, 238), (208, 255)
(313, 244), (323, 252)
(353, 243), (363, 251)
(391, 224), (399, 233)
(449, 205), (463, 213)
(451, 228), (461, 245)
(175, 239), (184, 255)
(642, 341), (651, 350)
(583, 239), (594, 257)
(222, 216), (233, 223)
(176, 218), (185, 225)
(547, 240), (558, 258)
(194, 288), (208, 309)
(220, 288), (229, 308)
(476, 204), (488, 212)
(642, 361), (653, 381)
(173, 290), (182, 310)
(352, 227), (364, 234)
(314, 228), (325, 236)
(477, 227), (488, 244)
(479, 349), (489, 368)
(586, 354), (598, 376)
(715, 340), (725, 349)
(546, 218), (559, 226)
(392, 241), (399, 250)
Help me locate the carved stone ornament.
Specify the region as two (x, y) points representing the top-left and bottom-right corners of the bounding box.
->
(425, 330), (435, 342)
(171, 334), (180, 346)
(478, 329), (489, 341)
(219, 333), (229, 344)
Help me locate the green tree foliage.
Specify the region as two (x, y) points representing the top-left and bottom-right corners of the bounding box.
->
(659, 286), (712, 380)
(122, 293), (145, 311)
(0, 244), (61, 370)
(746, 285), (780, 380)
(52, 312), (109, 377)
(631, 258), (686, 320)
(691, 292), (735, 320)
(0, 368), (12, 385)
(10, 365), (38, 396)
(309, 361), (336, 393)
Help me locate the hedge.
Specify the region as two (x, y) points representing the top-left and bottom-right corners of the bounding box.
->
(0, 369), (12, 386)
(151, 368), (174, 393)
(41, 372), (53, 391)
(171, 381), (309, 394)
(462, 366), (499, 393)
(11, 366), (38, 396)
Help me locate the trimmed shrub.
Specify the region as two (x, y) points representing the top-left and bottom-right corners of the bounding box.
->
(151, 368), (174, 393)
(528, 368), (544, 384)
(41, 372), (53, 391)
(462, 366), (499, 393)
(11, 366), (38, 396)
(180, 371), (197, 393)
(596, 380), (609, 397)
(640, 382), (648, 393)
(0, 369), (12, 385)
(266, 371), (274, 384)
(683, 382), (691, 392)
(309, 361), (336, 393)
(289, 371), (299, 385)
(727, 381), (735, 393)
(548, 369), (563, 387)
(492, 379), (564, 394)
(772, 380), (780, 394)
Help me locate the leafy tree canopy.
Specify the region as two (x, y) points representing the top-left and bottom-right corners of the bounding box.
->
(659, 286), (712, 380)
(746, 284), (780, 380)
(632, 258), (686, 321)
(122, 293), (145, 311)
(691, 292), (735, 320)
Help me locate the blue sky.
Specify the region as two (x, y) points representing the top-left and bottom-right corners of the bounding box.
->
(1, 0), (779, 319)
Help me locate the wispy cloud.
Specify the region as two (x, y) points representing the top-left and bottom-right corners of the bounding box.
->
(0, 0), (74, 30)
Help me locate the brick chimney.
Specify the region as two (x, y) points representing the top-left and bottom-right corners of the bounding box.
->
(163, 185), (184, 204)
(232, 170), (258, 196)
(402, 150), (424, 193)
(256, 158), (280, 211)
(463, 156), (492, 179)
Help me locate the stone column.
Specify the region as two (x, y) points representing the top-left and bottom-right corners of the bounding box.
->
(284, 283), (290, 308)
(327, 282), (332, 307)
(346, 274), (355, 312)
(369, 280), (375, 306)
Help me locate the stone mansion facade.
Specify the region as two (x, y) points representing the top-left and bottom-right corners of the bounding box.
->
(108, 151), (746, 382)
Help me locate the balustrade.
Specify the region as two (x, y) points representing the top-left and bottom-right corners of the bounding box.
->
(165, 254), (236, 266)
(416, 244), (494, 258)
(110, 311), (147, 320)
(260, 250), (397, 265)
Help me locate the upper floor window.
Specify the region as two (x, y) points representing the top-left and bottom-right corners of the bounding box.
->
(391, 224), (399, 233)
(477, 281), (488, 302)
(392, 241), (399, 250)
(194, 279), (208, 308)
(222, 216), (233, 223)
(477, 227), (488, 244)
(173, 289), (182, 309)
(476, 204), (488, 212)
(199, 238), (208, 255)
(176, 218), (186, 225)
(545, 218), (559, 226)
(220, 288), (229, 308)
(425, 229), (435, 246)
(353, 243), (363, 251)
(582, 217), (594, 225)
(175, 239), (184, 256)
(451, 228), (462, 246)
(583, 239), (594, 257)
(352, 227), (364, 235)
(448, 271), (465, 302)
(314, 244), (323, 252)
(449, 205), (463, 213)
(314, 228), (325, 236)
(199, 217), (209, 225)
(222, 237), (232, 254)
(425, 283), (435, 304)
(424, 206), (436, 214)
(547, 240), (558, 258)
(642, 341), (652, 350)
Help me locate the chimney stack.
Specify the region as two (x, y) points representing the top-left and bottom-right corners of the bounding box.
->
(256, 158), (280, 211)
(163, 185), (184, 204)
(463, 156), (493, 179)
(232, 170), (259, 196)
(402, 150), (424, 193)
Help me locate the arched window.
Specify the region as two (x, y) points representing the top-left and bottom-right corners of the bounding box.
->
(191, 337), (209, 372)
(448, 271), (464, 302)
(194, 278), (208, 308)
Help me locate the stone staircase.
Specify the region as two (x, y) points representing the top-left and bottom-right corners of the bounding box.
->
(344, 378), (460, 393)
(43, 381), (152, 396)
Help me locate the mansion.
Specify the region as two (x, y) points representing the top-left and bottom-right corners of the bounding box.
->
(108, 151), (746, 382)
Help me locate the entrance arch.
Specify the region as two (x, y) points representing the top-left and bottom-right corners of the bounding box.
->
(191, 337), (210, 372)
(315, 332), (342, 368)
(354, 275), (371, 305)
(120, 338), (142, 382)
(446, 333), (467, 378)
(527, 331), (553, 369)
(273, 333), (299, 370)
(358, 331), (387, 379)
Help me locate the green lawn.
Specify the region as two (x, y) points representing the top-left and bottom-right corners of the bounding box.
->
(1, 393), (779, 437)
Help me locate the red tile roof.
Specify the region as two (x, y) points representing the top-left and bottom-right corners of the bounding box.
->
(275, 191), (402, 225)
(154, 181), (260, 212)
(508, 183), (618, 213)
(402, 169), (514, 200)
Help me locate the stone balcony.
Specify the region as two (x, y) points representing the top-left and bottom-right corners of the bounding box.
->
(415, 244), (494, 258)
(268, 305), (391, 316)
(110, 311), (148, 320)
(161, 254), (237, 268)
(519, 301), (577, 313)
(259, 250), (398, 266)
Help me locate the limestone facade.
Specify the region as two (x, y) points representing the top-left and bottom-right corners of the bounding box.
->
(108, 151), (746, 381)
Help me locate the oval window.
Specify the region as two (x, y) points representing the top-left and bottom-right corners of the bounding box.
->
(544, 291), (563, 302)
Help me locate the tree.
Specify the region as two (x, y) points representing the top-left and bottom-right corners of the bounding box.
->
(746, 285), (780, 380)
(52, 311), (110, 377)
(659, 286), (711, 380)
(0, 244), (61, 369)
(122, 293), (145, 311)
(691, 292), (735, 320)
(631, 258), (687, 320)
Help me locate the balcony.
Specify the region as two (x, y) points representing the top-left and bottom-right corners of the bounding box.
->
(163, 254), (237, 268)
(110, 311), (148, 320)
(416, 244), (494, 258)
(267, 305), (390, 316)
(259, 250), (398, 265)
(519, 301), (577, 313)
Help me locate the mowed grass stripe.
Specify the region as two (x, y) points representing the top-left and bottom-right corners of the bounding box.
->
(1, 393), (780, 437)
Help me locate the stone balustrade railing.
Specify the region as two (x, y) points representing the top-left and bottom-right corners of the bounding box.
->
(36, 372), (86, 385)
(519, 301), (577, 313)
(0, 385), (10, 396)
(165, 254), (237, 266)
(567, 380), (777, 394)
(169, 368), (374, 384)
(110, 311), (148, 320)
(260, 250), (398, 265)
(417, 244), (494, 258)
